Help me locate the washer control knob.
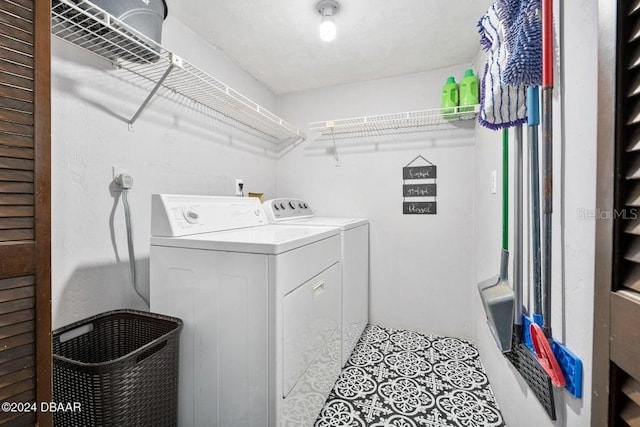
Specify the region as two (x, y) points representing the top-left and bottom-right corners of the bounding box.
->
(280, 202), (286, 210)
(183, 208), (200, 224)
(274, 204), (280, 211)
(298, 203), (304, 208)
(289, 201), (296, 209)
(303, 203), (308, 209)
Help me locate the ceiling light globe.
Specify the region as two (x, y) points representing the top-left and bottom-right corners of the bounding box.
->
(319, 16), (336, 42)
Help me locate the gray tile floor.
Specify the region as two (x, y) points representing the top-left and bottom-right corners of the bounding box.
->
(315, 325), (505, 427)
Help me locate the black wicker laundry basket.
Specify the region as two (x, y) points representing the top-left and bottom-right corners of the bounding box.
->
(52, 309), (182, 427)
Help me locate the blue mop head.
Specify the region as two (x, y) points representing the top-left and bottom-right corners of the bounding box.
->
(497, 0), (542, 86)
(477, 2), (528, 130)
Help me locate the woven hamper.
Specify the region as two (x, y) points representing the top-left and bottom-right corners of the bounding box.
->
(53, 310), (182, 427)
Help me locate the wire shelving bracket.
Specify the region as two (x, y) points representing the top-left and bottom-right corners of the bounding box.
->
(51, 0), (305, 144)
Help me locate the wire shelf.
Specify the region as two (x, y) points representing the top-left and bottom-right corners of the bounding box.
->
(308, 105), (480, 136)
(51, 0), (305, 144)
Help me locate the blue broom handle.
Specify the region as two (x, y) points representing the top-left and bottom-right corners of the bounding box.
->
(528, 86), (540, 126)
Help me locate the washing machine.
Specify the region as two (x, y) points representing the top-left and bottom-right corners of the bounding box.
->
(150, 195), (342, 427)
(263, 198), (369, 366)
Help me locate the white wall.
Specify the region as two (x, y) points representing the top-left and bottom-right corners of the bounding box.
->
(277, 66), (478, 338)
(472, 1), (597, 426)
(52, 15), (279, 328)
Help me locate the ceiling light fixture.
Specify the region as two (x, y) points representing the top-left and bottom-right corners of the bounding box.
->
(316, 0), (340, 42)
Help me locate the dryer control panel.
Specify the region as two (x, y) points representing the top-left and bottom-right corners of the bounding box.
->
(263, 199), (314, 222)
(151, 194), (268, 237)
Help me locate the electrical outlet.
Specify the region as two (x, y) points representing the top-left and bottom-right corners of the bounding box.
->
(235, 178), (244, 196)
(491, 170), (497, 194)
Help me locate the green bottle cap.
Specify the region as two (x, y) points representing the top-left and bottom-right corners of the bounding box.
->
(464, 69), (474, 77)
(446, 76), (456, 84)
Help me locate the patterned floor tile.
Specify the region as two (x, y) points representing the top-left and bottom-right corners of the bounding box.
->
(315, 325), (505, 427)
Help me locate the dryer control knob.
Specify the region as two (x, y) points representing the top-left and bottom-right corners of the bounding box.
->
(274, 204), (280, 210)
(298, 203), (304, 208)
(289, 201), (296, 209)
(183, 208), (200, 224)
(280, 202), (286, 209)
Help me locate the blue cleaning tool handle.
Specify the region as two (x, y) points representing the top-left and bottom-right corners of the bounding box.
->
(528, 86), (540, 126)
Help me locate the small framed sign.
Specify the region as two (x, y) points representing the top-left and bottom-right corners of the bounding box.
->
(403, 184), (437, 197)
(402, 165), (437, 180)
(402, 155), (437, 215)
(403, 202), (437, 215)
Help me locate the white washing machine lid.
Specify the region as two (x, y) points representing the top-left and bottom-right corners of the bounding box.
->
(275, 216), (368, 231)
(150, 224), (340, 254)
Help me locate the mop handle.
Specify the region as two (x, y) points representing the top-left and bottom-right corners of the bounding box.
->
(528, 87), (542, 316)
(541, 0), (553, 334)
(514, 125), (524, 326)
(502, 128), (509, 251)
(542, 0), (553, 87)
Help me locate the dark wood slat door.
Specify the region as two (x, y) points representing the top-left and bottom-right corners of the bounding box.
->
(0, 0), (50, 425)
(601, 2), (640, 426)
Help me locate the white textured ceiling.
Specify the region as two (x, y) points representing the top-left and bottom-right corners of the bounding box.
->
(166, 0), (492, 94)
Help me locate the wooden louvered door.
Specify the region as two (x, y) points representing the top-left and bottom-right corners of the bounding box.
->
(0, 0), (51, 426)
(593, 1), (640, 426)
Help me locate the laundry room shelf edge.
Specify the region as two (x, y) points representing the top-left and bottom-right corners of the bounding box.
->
(309, 105), (480, 136)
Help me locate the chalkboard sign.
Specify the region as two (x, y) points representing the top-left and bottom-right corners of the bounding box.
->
(403, 165), (437, 180)
(403, 202), (437, 215)
(403, 184), (437, 197)
(402, 155), (437, 215)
